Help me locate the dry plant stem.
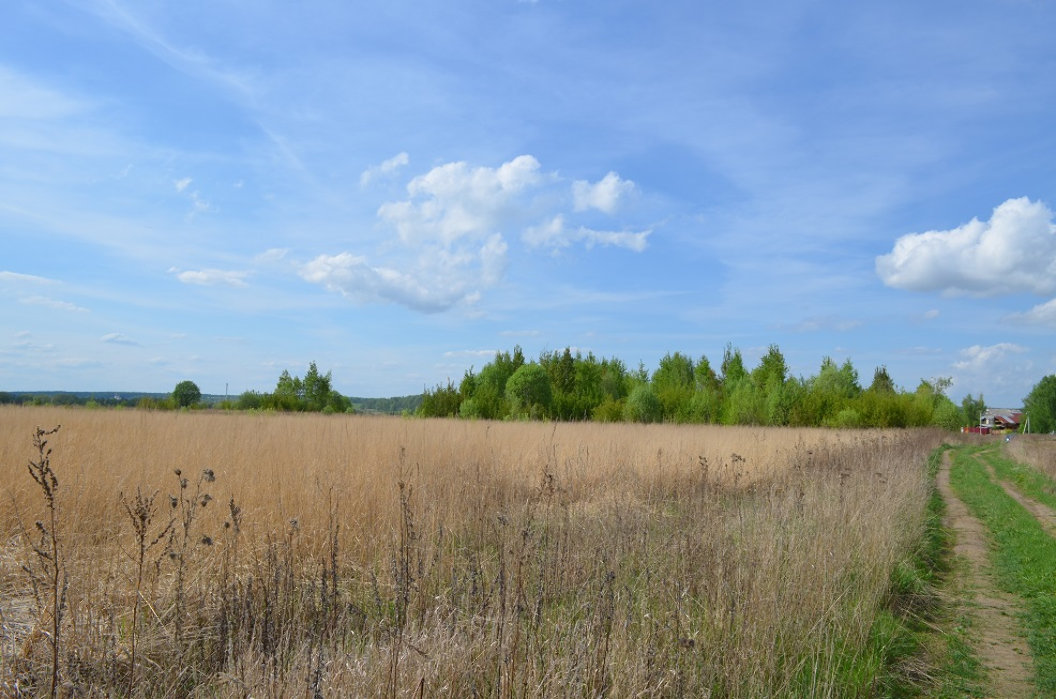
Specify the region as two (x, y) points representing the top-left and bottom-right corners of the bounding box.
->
(120, 487), (173, 696)
(169, 467), (215, 649)
(25, 425), (64, 699)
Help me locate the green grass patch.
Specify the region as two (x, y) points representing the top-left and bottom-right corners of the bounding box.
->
(989, 448), (1056, 510)
(866, 445), (989, 698)
(950, 446), (1056, 694)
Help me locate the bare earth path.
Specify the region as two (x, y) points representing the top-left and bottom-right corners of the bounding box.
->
(937, 451), (1034, 697)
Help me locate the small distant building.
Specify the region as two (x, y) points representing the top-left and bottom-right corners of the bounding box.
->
(965, 408), (1023, 434)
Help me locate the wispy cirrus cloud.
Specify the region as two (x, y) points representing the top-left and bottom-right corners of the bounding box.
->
(523, 215), (650, 252)
(170, 267), (249, 287)
(0, 271), (56, 284)
(101, 332), (139, 346)
(19, 295), (88, 312)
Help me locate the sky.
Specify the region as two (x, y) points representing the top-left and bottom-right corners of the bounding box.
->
(2, 0), (1055, 407)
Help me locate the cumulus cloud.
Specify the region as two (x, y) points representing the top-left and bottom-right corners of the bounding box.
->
(953, 343), (1028, 372)
(876, 197), (1056, 296)
(1008, 298), (1056, 328)
(523, 215), (650, 252)
(572, 172), (636, 214)
(306, 155), (650, 312)
(300, 242), (507, 313)
(171, 267), (249, 286)
(378, 154), (542, 246)
(360, 151), (410, 187)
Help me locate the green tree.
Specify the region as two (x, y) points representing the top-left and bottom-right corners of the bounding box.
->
(720, 344), (747, 387)
(172, 380), (201, 408)
(932, 400), (963, 431)
(653, 352), (695, 421)
(868, 366), (896, 394)
(961, 393), (985, 428)
(623, 385), (662, 423)
(1024, 375), (1056, 433)
(303, 361), (334, 411)
(505, 363), (553, 418)
(419, 380), (461, 417)
(237, 390), (264, 410)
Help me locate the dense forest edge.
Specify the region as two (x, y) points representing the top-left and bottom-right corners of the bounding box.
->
(8, 344), (1055, 432)
(420, 344), (992, 429)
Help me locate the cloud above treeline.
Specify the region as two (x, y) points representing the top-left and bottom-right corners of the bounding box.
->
(876, 197), (1056, 297)
(300, 154), (649, 313)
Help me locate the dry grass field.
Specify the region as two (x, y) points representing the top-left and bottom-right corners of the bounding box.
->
(1004, 433), (1056, 479)
(0, 406), (943, 697)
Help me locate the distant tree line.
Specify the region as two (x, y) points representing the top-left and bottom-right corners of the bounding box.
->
(418, 344), (987, 430)
(229, 362), (353, 413)
(0, 362), (417, 415)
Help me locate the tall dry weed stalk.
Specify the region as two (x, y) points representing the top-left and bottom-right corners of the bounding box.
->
(22, 425), (66, 699)
(119, 487), (172, 694)
(168, 467), (215, 648)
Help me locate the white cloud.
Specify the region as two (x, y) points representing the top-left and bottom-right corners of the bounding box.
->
(310, 155), (649, 312)
(253, 248), (289, 264)
(0, 271), (55, 284)
(101, 332), (139, 346)
(953, 343), (1028, 372)
(379, 154), (542, 246)
(174, 177), (192, 192)
(172, 268), (249, 286)
(876, 197), (1056, 296)
(19, 295), (88, 312)
(922, 309), (940, 320)
(523, 215), (650, 252)
(300, 232), (507, 313)
(572, 172), (636, 214)
(360, 151), (410, 187)
(1009, 298), (1056, 328)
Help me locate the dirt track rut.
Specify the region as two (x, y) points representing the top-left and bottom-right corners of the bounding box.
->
(937, 451), (1034, 697)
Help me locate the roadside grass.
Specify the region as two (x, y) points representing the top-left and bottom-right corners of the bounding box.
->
(989, 446), (1056, 510)
(950, 445), (1056, 694)
(870, 445), (987, 698)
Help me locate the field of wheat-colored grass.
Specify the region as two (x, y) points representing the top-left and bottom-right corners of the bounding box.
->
(1004, 433), (1056, 479)
(0, 406), (943, 697)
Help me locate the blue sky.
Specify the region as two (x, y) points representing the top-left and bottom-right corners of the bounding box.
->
(2, 0), (1054, 406)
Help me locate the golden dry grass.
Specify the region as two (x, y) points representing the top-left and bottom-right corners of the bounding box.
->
(0, 406), (944, 697)
(1004, 433), (1056, 480)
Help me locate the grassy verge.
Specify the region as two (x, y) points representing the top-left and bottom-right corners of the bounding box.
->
(950, 445), (1056, 694)
(989, 446), (1056, 510)
(869, 445), (986, 698)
